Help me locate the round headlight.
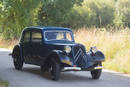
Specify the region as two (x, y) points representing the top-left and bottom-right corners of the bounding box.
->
(65, 46), (71, 53)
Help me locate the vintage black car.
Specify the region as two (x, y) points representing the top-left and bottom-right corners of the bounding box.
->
(11, 26), (105, 81)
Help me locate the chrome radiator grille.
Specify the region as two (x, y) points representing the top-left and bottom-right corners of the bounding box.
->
(71, 44), (87, 68)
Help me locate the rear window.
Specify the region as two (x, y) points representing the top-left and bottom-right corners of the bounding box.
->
(23, 31), (30, 43)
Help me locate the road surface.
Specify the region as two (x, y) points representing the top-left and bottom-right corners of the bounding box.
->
(0, 48), (130, 87)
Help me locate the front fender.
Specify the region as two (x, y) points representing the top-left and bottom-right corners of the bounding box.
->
(85, 51), (105, 67)
(91, 51), (105, 62)
(49, 50), (73, 66)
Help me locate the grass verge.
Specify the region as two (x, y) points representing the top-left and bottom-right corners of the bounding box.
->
(0, 80), (9, 87)
(75, 28), (130, 74)
(0, 36), (18, 49)
(0, 28), (130, 74)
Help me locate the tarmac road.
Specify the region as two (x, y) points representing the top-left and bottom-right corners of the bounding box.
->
(0, 48), (130, 87)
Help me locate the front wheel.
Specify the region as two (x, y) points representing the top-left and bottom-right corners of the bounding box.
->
(50, 59), (61, 81)
(91, 69), (102, 79)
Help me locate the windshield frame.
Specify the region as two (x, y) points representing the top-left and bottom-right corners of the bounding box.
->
(43, 30), (74, 42)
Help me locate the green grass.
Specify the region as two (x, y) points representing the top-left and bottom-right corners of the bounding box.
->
(104, 49), (130, 73)
(0, 80), (9, 87)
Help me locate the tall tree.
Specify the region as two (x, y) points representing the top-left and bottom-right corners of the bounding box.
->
(86, 0), (115, 27)
(38, 0), (83, 27)
(117, 0), (130, 27)
(0, 0), (41, 39)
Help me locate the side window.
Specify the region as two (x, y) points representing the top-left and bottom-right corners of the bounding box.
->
(32, 31), (42, 42)
(23, 31), (30, 43)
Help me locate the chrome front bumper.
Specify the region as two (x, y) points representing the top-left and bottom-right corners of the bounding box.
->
(62, 66), (103, 71)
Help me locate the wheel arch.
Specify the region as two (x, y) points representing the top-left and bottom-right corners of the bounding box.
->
(45, 50), (72, 66)
(46, 50), (62, 64)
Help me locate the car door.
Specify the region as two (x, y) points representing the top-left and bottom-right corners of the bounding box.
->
(30, 29), (44, 65)
(21, 30), (32, 64)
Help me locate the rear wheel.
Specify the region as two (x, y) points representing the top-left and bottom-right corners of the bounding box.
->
(50, 58), (61, 81)
(13, 49), (23, 70)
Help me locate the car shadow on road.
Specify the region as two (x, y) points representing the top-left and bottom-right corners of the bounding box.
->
(21, 67), (95, 82)
(22, 67), (50, 80)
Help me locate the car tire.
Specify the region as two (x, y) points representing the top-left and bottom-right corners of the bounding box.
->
(13, 49), (23, 70)
(91, 69), (102, 79)
(50, 59), (60, 81)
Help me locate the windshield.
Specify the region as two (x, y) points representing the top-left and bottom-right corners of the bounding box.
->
(44, 30), (73, 41)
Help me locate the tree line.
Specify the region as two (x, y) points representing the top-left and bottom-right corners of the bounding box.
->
(0, 0), (130, 39)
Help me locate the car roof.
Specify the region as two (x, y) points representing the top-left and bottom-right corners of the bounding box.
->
(24, 26), (72, 32)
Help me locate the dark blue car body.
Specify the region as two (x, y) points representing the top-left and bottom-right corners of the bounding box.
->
(11, 26), (105, 80)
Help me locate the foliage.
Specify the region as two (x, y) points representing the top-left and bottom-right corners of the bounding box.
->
(37, 0), (83, 27)
(1, 28), (130, 74)
(85, 0), (115, 27)
(117, 0), (130, 27)
(0, 0), (130, 39)
(0, 0), (130, 74)
(0, 0), (41, 39)
(38, 0), (115, 28)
